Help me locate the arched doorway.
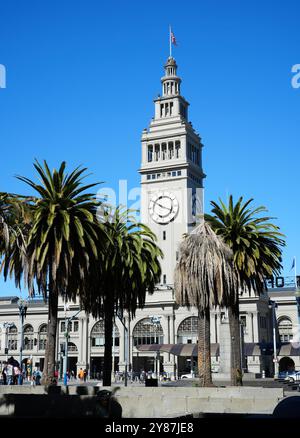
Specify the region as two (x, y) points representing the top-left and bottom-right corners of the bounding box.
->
(90, 320), (120, 379)
(67, 342), (78, 376)
(279, 356), (295, 372)
(132, 317), (164, 373)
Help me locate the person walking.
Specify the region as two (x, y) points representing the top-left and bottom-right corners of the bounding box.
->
(78, 368), (84, 382)
(1, 363), (7, 385)
(6, 363), (14, 385)
(83, 369), (87, 382)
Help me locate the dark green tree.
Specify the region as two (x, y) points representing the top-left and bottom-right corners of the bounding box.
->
(14, 160), (104, 384)
(82, 207), (162, 386)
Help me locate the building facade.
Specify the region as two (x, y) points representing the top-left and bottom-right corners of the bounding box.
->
(0, 57), (299, 379)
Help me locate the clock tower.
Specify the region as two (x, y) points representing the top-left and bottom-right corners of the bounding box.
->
(139, 56), (205, 286)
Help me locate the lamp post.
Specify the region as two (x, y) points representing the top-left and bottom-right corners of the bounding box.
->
(269, 300), (278, 378)
(18, 298), (28, 371)
(116, 309), (130, 387)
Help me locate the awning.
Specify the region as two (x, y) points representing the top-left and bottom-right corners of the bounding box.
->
(278, 343), (300, 356)
(136, 342), (300, 357)
(136, 343), (219, 357)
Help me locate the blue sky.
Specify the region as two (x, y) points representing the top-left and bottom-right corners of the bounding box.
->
(0, 0), (299, 296)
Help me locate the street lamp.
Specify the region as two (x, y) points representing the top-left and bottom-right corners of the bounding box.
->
(116, 310), (129, 387)
(269, 300), (278, 378)
(18, 298), (28, 371)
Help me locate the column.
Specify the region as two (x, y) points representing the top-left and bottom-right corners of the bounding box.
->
(218, 312), (231, 379)
(163, 313), (176, 379)
(76, 316), (87, 374)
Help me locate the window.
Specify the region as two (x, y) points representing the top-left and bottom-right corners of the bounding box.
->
(147, 175), (151, 180)
(168, 142), (174, 159)
(163, 231), (166, 240)
(91, 320), (119, 347)
(278, 317), (293, 342)
(162, 143), (167, 160)
(148, 145), (153, 162)
(38, 324), (47, 351)
(73, 321), (79, 332)
(151, 174), (156, 179)
(23, 324), (34, 350)
(177, 317), (198, 344)
(155, 144), (160, 161)
(68, 342), (78, 352)
(7, 325), (18, 351)
(175, 141), (180, 158)
(170, 102), (173, 115)
(163, 274), (166, 284)
(172, 171), (176, 177)
(133, 318), (164, 346)
(177, 171), (181, 176)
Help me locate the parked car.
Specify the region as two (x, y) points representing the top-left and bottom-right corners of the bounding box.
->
(278, 370), (295, 379)
(285, 371), (300, 383)
(181, 372), (195, 379)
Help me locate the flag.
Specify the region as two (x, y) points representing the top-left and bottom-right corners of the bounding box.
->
(290, 257), (295, 271)
(171, 31), (177, 46)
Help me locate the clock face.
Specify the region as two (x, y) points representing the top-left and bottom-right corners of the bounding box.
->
(148, 191), (179, 224)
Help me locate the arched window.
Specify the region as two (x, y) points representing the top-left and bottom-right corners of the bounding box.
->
(133, 318), (164, 346)
(91, 321), (120, 347)
(23, 324), (34, 350)
(175, 141), (181, 158)
(177, 317), (198, 344)
(68, 342), (78, 352)
(148, 145), (153, 162)
(278, 317), (293, 342)
(38, 324), (47, 350)
(7, 325), (18, 351)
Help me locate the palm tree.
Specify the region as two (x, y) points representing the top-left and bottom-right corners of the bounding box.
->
(174, 221), (237, 387)
(1, 193), (31, 289)
(205, 196), (285, 385)
(82, 207), (162, 386)
(14, 160), (103, 384)
(0, 193), (11, 251)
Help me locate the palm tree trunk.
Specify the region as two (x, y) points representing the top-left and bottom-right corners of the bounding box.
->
(197, 306), (213, 386)
(42, 284), (58, 385)
(103, 298), (113, 386)
(228, 298), (242, 386)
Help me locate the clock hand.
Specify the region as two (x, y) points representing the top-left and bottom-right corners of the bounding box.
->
(156, 202), (172, 212)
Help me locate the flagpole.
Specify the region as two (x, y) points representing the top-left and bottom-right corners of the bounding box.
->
(169, 25), (172, 57)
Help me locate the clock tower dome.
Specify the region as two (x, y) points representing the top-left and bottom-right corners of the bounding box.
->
(139, 56), (205, 286)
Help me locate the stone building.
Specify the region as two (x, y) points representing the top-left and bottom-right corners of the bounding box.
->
(0, 56), (299, 379)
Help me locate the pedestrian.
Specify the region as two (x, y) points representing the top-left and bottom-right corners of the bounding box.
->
(78, 368), (84, 381)
(35, 369), (42, 385)
(83, 369), (87, 382)
(6, 363), (14, 385)
(1, 363), (7, 385)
